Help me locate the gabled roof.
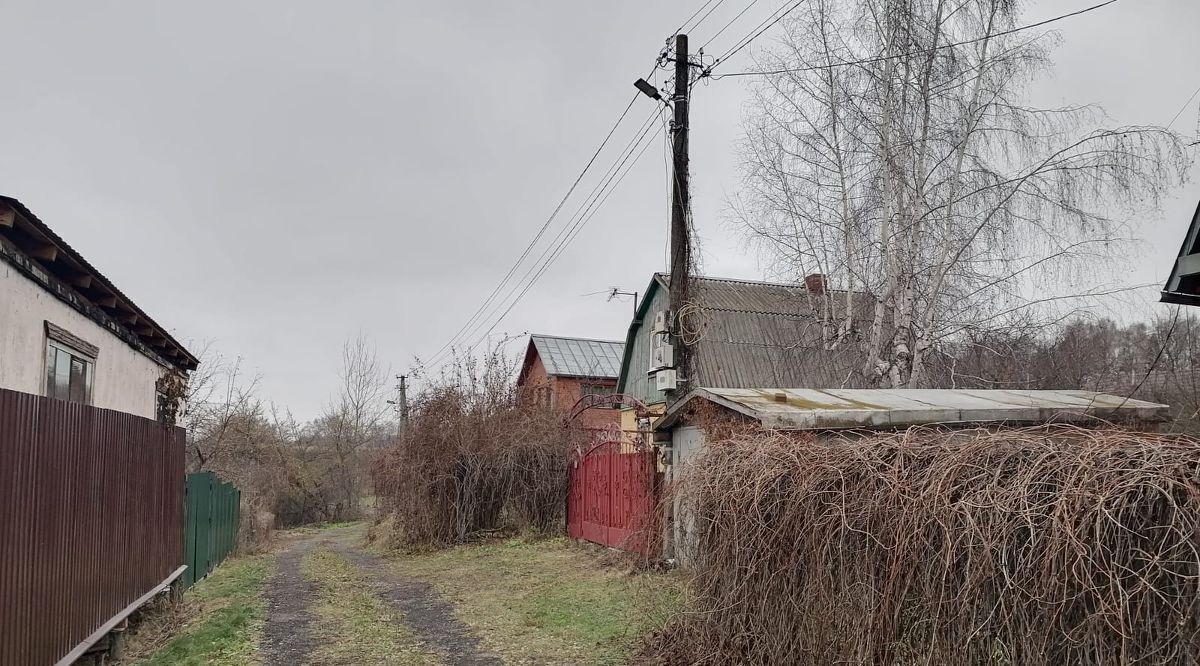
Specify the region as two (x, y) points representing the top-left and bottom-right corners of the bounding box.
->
(1162, 199), (1200, 306)
(657, 387), (1169, 431)
(518, 334), (624, 382)
(0, 196), (198, 371)
(617, 273), (875, 395)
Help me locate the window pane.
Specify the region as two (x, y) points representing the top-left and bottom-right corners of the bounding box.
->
(54, 350), (71, 401)
(45, 347), (58, 398)
(69, 357), (87, 403)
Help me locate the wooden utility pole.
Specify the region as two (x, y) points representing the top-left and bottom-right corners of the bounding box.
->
(668, 34), (692, 396)
(397, 374), (409, 432)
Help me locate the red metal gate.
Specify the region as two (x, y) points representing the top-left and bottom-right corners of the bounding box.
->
(567, 440), (659, 556)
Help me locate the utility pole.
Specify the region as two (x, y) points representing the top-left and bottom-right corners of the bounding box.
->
(635, 34), (695, 399)
(396, 374), (408, 433)
(668, 34), (692, 398)
(668, 34), (691, 305)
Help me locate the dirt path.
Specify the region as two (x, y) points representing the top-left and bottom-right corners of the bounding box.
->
(261, 534), (320, 665)
(262, 525), (501, 666)
(323, 527), (502, 665)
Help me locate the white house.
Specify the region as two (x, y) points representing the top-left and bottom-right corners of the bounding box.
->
(0, 196), (197, 419)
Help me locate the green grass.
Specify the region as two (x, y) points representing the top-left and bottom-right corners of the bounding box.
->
(387, 538), (683, 665)
(307, 520), (361, 530)
(301, 547), (437, 665)
(127, 555), (272, 666)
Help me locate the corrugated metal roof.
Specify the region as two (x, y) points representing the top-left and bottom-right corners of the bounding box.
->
(530, 334), (624, 379)
(683, 275), (876, 389)
(658, 387), (1170, 430)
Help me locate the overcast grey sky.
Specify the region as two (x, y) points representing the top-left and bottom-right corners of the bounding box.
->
(2, 0), (1198, 419)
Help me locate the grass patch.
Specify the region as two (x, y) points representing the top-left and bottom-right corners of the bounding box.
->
(387, 538), (683, 665)
(301, 547), (436, 665)
(123, 554), (272, 666)
(304, 520), (361, 531)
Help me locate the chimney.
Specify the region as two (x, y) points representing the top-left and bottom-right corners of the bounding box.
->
(804, 273), (827, 294)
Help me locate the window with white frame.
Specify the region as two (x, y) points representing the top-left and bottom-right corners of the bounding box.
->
(44, 322), (97, 405)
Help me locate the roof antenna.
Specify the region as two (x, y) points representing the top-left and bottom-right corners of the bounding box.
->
(607, 287), (639, 315)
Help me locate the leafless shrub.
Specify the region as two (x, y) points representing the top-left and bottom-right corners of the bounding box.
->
(642, 425), (1200, 665)
(374, 347), (583, 548)
(181, 339), (391, 548)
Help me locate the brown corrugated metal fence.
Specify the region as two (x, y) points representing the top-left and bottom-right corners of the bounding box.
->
(0, 388), (184, 666)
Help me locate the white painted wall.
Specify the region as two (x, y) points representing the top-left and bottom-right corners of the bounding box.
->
(0, 262), (164, 419)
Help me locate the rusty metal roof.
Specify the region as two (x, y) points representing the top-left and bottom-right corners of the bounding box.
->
(657, 387), (1171, 430)
(528, 334), (624, 379)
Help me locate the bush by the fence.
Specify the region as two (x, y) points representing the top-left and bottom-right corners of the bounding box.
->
(643, 425), (1200, 665)
(373, 351), (582, 548)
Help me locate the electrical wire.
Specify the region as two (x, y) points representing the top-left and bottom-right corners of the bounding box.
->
(708, 0), (1120, 79)
(458, 119), (667, 357)
(432, 110), (663, 366)
(700, 0), (764, 52)
(706, 0), (809, 74)
(673, 0), (720, 37)
(1166, 83), (1200, 130)
(424, 108), (663, 369)
(685, 0), (733, 39)
(421, 93), (646, 368)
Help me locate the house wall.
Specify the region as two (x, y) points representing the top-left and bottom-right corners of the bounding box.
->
(0, 262), (164, 419)
(521, 351), (552, 400)
(519, 350), (620, 430)
(554, 375), (619, 430)
(622, 285), (671, 406)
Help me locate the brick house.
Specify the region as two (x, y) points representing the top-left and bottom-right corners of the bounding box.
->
(516, 334), (624, 430)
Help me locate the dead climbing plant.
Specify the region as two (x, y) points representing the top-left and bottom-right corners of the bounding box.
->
(639, 425), (1200, 665)
(154, 370), (188, 427)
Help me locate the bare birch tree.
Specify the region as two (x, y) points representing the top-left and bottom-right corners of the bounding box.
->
(732, 0), (1191, 387)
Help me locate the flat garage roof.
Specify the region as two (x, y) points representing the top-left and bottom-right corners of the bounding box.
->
(656, 388), (1170, 431)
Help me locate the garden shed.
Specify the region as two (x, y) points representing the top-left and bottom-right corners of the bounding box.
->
(655, 387), (1171, 560)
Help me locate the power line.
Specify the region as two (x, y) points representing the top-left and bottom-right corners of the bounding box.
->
(421, 92), (646, 368)
(457, 118), (666, 358)
(424, 109), (663, 369)
(1166, 83), (1200, 130)
(708, 0), (1120, 79)
(673, 0), (720, 37)
(682, 0), (733, 39)
(707, 0), (809, 73)
(700, 0), (764, 52)
(433, 110), (662, 366)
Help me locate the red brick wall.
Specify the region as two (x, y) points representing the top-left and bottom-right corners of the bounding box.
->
(518, 351), (619, 430)
(554, 376), (620, 430)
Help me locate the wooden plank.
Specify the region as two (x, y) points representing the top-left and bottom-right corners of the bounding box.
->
(28, 244), (58, 261)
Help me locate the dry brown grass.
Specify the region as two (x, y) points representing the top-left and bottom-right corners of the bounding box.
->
(639, 425), (1200, 665)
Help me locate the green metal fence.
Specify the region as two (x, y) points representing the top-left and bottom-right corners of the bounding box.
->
(183, 472), (241, 588)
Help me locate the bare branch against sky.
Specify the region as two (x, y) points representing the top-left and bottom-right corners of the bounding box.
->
(2, 0), (1197, 417)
